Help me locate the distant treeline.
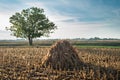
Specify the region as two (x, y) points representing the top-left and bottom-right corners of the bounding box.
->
(73, 37), (120, 40)
(0, 38), (120, 47)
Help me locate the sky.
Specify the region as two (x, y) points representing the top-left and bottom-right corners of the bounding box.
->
(0, 0), (120, 39)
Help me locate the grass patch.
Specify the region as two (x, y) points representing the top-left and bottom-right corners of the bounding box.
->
(76, 45), (120, 48)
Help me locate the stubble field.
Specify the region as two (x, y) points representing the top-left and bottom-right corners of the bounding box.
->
(0, 47), (120, 80)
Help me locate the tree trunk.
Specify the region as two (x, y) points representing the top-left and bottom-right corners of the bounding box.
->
(28, 37), (33, 46)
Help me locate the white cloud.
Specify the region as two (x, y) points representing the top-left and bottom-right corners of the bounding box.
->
(0, 14), (11, 30)
(0, 30), (16, 40)
(48, 18), (113, 39)
(0, 0), (120, 39)
(25, 2), (46, 9)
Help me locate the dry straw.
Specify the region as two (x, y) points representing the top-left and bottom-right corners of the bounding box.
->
(41, 40), (83, 70)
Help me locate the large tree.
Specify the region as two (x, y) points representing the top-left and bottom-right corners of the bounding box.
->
(7, 7), (57, 45)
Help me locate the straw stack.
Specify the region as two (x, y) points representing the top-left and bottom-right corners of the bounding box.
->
(41, 40), (82, 70)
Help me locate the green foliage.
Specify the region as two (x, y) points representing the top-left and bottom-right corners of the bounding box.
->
(7, 7), (57, 45)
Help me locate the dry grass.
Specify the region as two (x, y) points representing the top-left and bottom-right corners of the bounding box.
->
(41, 40), (82, 70)
(0, 47), (120, 80)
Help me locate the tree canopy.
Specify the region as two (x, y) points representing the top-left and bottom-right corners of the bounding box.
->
(7, 7), (57, 45)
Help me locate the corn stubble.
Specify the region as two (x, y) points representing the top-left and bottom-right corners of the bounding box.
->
(0, 41), (120, 80)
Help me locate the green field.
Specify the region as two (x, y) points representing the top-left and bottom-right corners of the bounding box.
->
(76, 45), (120, 48)
(0, 39), (120, 48)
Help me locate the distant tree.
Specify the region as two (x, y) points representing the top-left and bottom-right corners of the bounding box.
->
(94, 37), (100, 40)
(7, 7), (57, 45)
(89, 37), (100, 40)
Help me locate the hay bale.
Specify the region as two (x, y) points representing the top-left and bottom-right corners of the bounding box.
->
(41, 40), (82, 70)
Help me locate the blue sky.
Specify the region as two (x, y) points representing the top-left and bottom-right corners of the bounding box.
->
(0, 0), (120, 39)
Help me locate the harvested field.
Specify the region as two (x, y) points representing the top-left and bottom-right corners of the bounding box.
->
(0, 47), (120, 80)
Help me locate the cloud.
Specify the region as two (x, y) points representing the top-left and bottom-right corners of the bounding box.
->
(0, 0), (25, 15)
(24, 1), (46, 9)
(0, 0), (120, 39)
(0, 30), (16, 40)
(0, 14), (10, 30)
(19, 0), (120, 24)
